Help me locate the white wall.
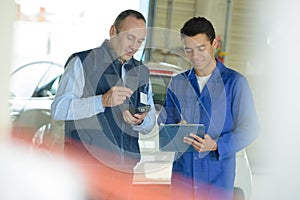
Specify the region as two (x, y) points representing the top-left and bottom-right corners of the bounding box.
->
(0, 0), (16, 139)
(251, 0), (300, 199)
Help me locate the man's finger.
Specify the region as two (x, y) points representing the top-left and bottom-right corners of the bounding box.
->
(113, 86), (133, 97)
(183, 136), (194, 145)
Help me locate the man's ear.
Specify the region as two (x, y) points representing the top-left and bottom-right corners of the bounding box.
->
(109, 25), (117, 37)
(212, 38), (218, 48)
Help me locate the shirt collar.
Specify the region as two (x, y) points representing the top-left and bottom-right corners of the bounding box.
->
(187, 58), (226, 81)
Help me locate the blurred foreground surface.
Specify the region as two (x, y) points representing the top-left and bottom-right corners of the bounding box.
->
(5, 129), (225, 200)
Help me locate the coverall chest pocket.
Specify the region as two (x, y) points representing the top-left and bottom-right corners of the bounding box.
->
(179, 98), (200, 123)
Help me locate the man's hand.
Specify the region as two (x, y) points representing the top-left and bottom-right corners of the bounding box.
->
(102, 86), (133, 107)
(123, 110), (147, 125)
(178, 119), (187, 124)
(183, 133), (218, 152)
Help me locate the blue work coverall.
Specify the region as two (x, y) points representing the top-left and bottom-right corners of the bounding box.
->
(157, 59), (259, 200)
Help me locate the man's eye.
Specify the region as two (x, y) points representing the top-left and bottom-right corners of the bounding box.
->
(127, 35), (135, 41)
(185, 49), (192, 53)
(198, 46), (205, 51)
(137, 39), (145, 44)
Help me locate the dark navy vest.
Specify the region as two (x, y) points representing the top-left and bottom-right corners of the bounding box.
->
(64, 44), (149, 170)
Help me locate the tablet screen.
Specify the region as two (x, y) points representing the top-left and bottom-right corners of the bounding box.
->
(159, 124), (205, 152)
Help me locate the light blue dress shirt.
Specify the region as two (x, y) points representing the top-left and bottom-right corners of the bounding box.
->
(51, 56), (156, 134)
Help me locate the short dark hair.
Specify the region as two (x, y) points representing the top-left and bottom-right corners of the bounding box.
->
(113, 9), (146, 30)
(180, 17), (216, 44)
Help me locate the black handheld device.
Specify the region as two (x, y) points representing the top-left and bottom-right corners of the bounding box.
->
(123, 60), (150, 115)
(129, 104), (151, 115)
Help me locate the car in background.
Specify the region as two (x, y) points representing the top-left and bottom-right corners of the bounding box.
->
(8, 59), (253, 200)
(9, 59), (65, 150)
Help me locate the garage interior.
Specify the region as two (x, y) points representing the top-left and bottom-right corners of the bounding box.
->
(1, 0), (299, 200)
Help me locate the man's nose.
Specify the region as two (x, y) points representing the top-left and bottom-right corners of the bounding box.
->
(193, 49), (207, 58)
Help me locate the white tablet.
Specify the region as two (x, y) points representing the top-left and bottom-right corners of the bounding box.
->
(159, 124), (205, 152)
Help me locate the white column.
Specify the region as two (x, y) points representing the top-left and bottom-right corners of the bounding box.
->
(0, 0), (16, 140)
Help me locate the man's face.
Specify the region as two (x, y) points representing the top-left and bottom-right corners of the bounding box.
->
(182, 33), (217, 76)
(110, 16), (146, 62)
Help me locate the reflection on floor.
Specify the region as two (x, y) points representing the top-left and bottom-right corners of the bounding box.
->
(133, 152), (174, 184)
